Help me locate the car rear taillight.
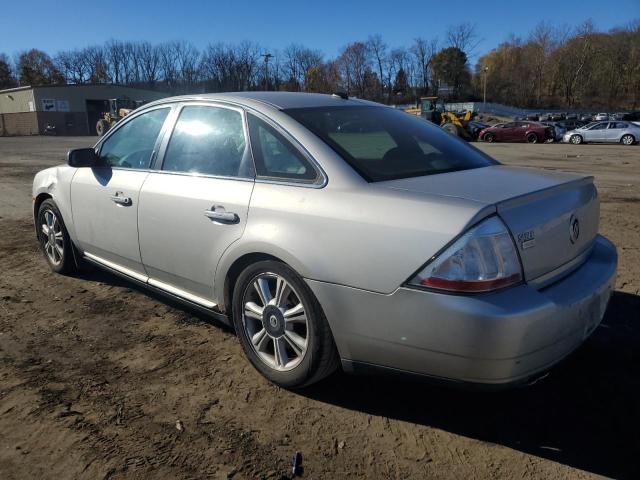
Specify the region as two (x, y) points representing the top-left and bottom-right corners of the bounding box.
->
(408, 216), (523, 293)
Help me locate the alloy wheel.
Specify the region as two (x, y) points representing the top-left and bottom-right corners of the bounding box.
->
(40, 209), (64, 266)
(621, 135), (634, 145)
(241, 273), (309, 371)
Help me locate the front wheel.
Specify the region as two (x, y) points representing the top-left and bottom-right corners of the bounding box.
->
(621, 134), (635, 145)
(37, 199), (77, 274)
(232, 260), (339, 388)
(483, 133), (495, 143)
(526, 132), (539, 144)
(570, 134), (583, 145)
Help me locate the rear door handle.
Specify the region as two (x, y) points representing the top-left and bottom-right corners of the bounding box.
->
(204, 209), (239, 224)
(110, 193), (132, 206)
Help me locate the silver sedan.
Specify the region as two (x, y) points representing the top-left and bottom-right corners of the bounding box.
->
(32, 92), (617, 389)
(563, 121), (640, 145)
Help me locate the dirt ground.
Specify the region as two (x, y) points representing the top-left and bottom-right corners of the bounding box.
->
(0, 136), (638, 480)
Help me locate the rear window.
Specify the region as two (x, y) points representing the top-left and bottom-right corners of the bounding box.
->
(284, 106), (496, 182)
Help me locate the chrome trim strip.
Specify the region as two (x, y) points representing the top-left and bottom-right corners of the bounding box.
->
(84, 252), (217, 308)
(147, 278), (216, 308)
(84, 252), (149, 283)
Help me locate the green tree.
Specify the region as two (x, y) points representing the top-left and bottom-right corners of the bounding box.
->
(18, 49), (65, 86)
(0, 53), (16, 89)
(431, 47), (469, 99)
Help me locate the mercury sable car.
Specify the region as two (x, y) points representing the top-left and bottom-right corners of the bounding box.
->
(33, 92), (617, 389)
(563, 121), (640, 145)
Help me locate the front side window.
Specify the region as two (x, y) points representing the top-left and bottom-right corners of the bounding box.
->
(162, 105), (252, 178)
(99, 108), (170, 169)
(285, 106), (496, 182)
(589, 122), (608, 130)
(247, 114), (317, 182)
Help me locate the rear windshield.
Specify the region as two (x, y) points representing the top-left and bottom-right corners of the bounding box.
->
(284, 106), (496, 182)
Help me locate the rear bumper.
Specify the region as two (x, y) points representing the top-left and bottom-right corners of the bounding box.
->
(307, 235), (617, 387)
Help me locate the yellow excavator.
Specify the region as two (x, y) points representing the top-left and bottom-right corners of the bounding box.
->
(96, 98), (145, 136)
(405, 96), (476, 140)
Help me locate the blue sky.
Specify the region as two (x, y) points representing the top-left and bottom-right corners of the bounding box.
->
(2, 0), (638, 61)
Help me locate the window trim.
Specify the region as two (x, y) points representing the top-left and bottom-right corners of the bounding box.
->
(245, 110), (327, 188)
(94, 103), (176, 172)
(154, 101), (254, 181)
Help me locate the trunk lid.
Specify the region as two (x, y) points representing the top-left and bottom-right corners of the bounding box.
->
(379, 165), (599, 281)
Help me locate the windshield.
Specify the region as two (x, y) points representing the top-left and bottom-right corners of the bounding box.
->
(284, 106), (496, 182)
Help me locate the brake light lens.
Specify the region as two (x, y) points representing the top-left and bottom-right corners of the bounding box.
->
(409, 216), (523, 293)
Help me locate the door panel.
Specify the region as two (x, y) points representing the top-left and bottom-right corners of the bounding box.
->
(138, 173), (253, 301)
(606, 123), (623, 142)
(586, 123), (608, 141)
(71, 168), (149, 275)
(70, 106), (172, 276)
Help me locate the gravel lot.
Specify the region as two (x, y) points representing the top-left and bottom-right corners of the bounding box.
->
(0, 136), (638, 479)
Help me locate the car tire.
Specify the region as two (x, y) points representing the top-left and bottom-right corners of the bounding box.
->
(483, 133), (495, 143)
(570, 134), (583, 145)
(232, 260), (339, 389)
(37, 199), (77, 275)
(620, 134), (635, 146)
(526, 133), (539, 144)
(442, 123), (460, 137)
(96, 119), (110, 136)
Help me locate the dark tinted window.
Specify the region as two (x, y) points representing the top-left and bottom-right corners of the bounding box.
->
(590, 122), (608, 130)
(247, 114), (317, 181)
(99, 108), (169, 169)
(163, 106), (252, 178)
(285, 106), (496, 182)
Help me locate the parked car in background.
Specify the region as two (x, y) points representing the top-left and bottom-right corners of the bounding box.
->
(480, 121), (554, 143)
(540, 121), (566, 142)
(558, 120), (587, 131)
(467, 120), (490, 141)
(563, 121), (640, 145)
(526, 113), (540, 121)
(594, 113), (610, 121)
(31, 91), (617, 389)
(566, 113), (578, 120)
(620, 111), (640, 123)
(580, 113), (594, 122)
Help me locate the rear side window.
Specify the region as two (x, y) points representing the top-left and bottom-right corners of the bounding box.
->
(99, 107), (169, 169)
(162, 105), (253, 178)
(285, 106), (496, 182)
(247, 114), (317, 182)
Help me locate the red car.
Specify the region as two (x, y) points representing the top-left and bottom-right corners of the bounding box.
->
(479, 121), (554, 143)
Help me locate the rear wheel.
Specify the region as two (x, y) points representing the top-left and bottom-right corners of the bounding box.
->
(526, 132), (539, 144)
(37, 199), (76, 274)
(442, 123), (460, 137)
(483, 132), (495, 143)
(621, 134), (635, 145)
(232, 260), (339, 389)
(570, 134), (583, 145)
(96, 119), (110, 136)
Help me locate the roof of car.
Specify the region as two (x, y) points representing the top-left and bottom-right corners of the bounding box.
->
(147, 91), (380, 110)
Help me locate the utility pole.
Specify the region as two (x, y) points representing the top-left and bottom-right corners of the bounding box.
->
(482, 66), (489, 111)
(261, 52), (273, 91)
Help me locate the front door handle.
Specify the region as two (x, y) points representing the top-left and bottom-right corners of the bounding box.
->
(204, 209), (239, 224)
(110, 193), (132, 206)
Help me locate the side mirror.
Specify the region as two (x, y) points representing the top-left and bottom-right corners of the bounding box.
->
(67, 148), (98, 168)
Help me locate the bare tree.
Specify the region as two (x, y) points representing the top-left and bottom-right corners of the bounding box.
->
(367, 34), (387, 100)
(446, 22), (481, 57)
